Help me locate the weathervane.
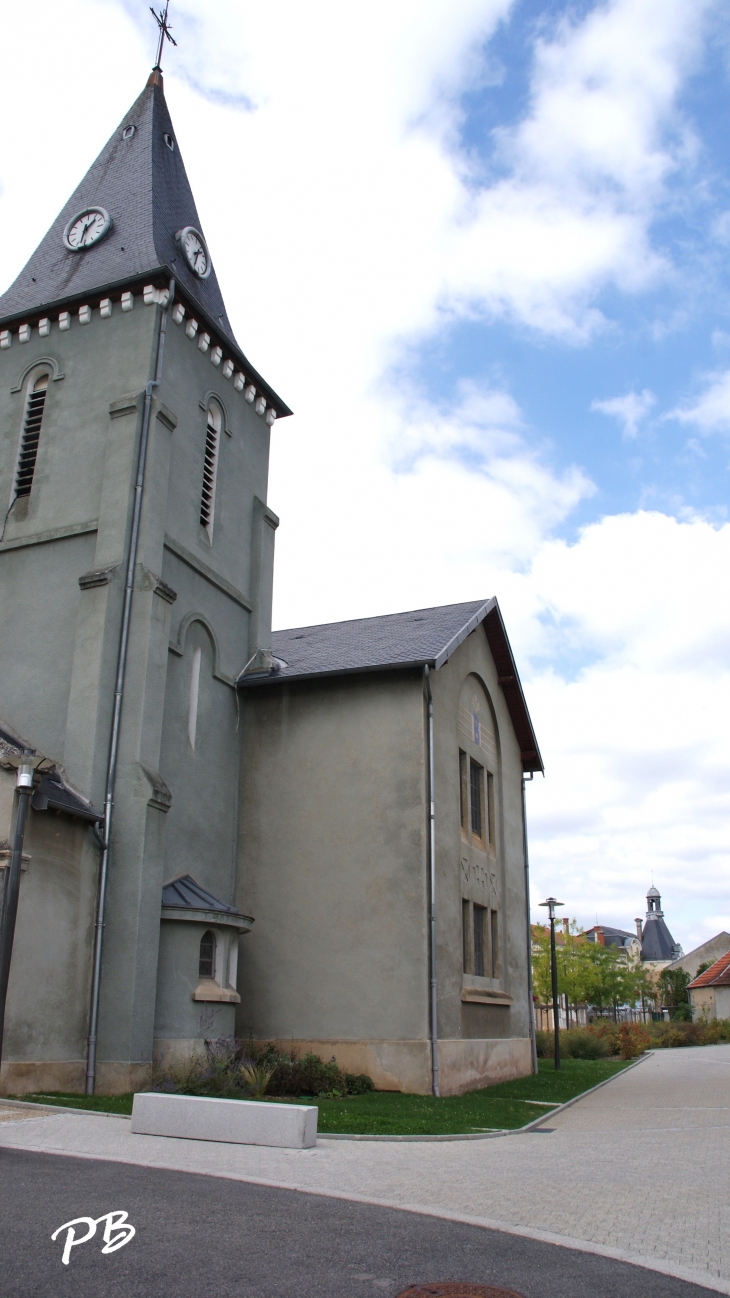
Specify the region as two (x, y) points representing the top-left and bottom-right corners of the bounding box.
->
(150, 2), (177, 70)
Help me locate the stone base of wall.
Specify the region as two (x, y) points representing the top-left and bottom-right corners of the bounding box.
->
(0, 1059), (86, 1097)
(250, 1037), (532, 1095)
(437, 1037), (532, 1095)
(0, 1059), (151, 1098)
(153, 1037), (207, 1071)
(1, 1041), (532, 1098)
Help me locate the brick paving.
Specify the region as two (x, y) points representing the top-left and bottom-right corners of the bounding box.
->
(1, 1045), (728, 1293)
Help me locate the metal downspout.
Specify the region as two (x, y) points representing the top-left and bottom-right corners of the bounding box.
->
(0, 759), (34, 1072)
(424, 665), (440, 1097)
(522, 773), (538, 1074)
(85, 279), (175, 1095)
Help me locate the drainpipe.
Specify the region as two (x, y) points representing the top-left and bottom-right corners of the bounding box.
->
(0, 756), (35, 1075)
(522, 773), (538, 1074)
(424, 665), (440, 1097)
(85, 279), (175, 1095)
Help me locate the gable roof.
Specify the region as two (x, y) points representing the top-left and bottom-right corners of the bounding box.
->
(667, 932), (730, 973)
(238, 598), (543, 772)
(688, 951), (730, 989)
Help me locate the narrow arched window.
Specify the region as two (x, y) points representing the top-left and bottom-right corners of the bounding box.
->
(15, 373), (49, 498)
(199, 930), (216, 978)
(200, 402), (221, 538)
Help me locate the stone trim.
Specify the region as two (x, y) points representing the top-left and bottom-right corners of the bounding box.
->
(163, 535), (251, 610)
(0, 520), (98, 553)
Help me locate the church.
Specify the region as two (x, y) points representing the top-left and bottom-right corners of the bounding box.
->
(0, 63), (542, 1098)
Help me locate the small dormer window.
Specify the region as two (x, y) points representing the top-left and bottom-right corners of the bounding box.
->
(15, 372), (49, 498)
(200, 402), (221, 539)
(199, 930), (216, 978)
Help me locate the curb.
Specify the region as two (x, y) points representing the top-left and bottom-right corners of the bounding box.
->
(1, 1053), (651, 1139)
(317, 1052), (652, 1141)
(0, 1097), (130, 1120)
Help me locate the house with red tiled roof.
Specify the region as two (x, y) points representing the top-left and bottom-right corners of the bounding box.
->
(688, 952), (730, 1021)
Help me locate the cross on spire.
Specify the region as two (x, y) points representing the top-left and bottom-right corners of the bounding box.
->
(150, 2), (177, 71)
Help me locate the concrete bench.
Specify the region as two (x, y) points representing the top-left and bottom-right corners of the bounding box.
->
(131, 1092), (317, 1148)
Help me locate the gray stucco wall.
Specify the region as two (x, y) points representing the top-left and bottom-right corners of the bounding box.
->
(429, 629), (531, 1047)
(236, 669), (430, 1044)
(0, 289), (280, 1090)
(234, 624), (532, 1094)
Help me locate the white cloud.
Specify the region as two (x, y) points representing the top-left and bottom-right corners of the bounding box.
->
(667, 368), (730, 432)
(1, 0), (726, 955)
(521, 511), (730, 953)
(591, 389), (656, 437)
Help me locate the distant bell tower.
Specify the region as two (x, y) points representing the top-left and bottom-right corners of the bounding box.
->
(0, 18), (290, 1096)
(638, 885), (682, 965)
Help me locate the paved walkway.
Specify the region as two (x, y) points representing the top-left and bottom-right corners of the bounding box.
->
(1, 1045), (728, 1294)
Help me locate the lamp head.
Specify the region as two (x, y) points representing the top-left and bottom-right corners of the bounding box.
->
(539, 896), (564, 920)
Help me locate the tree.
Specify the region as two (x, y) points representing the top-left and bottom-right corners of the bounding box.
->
(659, 967), (691, 1020)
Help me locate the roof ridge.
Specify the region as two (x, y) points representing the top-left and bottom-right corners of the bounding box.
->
(272, 598), (489, 639)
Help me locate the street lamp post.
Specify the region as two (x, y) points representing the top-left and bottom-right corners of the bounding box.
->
(0, 757), (35, 1071)
(539, 896), (564, 1070)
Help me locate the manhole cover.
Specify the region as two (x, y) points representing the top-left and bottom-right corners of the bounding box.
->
(395, 1286), (525, 1297)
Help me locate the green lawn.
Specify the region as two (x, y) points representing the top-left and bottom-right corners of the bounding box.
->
(16, 1059), (630, 1135)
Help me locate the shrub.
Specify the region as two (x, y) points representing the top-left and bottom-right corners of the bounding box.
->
(239, 1060), (276, 1098)
(649, 1021), (702, 1048)
(154, 1040), (374, 1100)
(345, 1073), (375, 1094)
(591, 1022), (621, 1056)
(535, 1027), (609, 1059)
(562, 1028), (609, 1059)
(618, 1023), (650, 1059)
(535, 1029), (553, 1058)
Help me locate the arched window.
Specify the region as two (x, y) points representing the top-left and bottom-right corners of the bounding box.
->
(199, 930), (216, 979)
(200, 402), (221, 538)
(15, 372), (49, 498)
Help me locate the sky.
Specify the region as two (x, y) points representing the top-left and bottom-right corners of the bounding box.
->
(2, 0), (730, 953)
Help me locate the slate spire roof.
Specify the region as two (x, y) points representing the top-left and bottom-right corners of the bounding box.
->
(640, 885), (681, 962)
(0, 72), (235, 345)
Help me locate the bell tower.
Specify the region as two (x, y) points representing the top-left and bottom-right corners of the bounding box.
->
(0, 56), (290, 1094)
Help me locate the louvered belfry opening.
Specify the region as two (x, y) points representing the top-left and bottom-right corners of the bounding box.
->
(200, 402), (221, 536)
(15, 373), (49, 497)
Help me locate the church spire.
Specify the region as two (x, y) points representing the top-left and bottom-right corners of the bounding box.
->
(148, 2), (177, 88)
(0, 67), (236, 348)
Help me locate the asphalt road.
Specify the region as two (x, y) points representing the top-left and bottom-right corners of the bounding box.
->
(0, 1147), (720, 1298)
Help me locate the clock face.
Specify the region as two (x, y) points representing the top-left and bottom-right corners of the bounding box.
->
(176, 226), (211, 279)
(63, 207), (112, 251)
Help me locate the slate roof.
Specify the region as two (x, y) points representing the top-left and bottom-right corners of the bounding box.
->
(586, 926), (637, 949)
(0, 75), (235, 340)
(161, 874), (240, 915)
(0, 722), (102, 822)
(688, 951), (730, 990)
(31, 772), (103, 824)
(641, 915), (680, 961)
(238, 598), (544, 772)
